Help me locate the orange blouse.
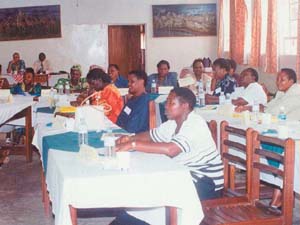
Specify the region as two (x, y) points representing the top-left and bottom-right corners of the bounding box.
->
(90, 84), (123, 123)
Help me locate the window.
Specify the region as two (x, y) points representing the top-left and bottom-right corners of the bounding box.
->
(220, 0), (299, 62)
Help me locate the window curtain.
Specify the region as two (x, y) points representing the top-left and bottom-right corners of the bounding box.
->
(229, 0), (247, 64)
(249, 0), (261, 67)
(265, 0), (277, 73)
(297, 0), (300, 82)
(217, 0), (224, 57)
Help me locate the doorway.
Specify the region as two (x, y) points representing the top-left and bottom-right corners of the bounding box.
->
(108, 24), (145, 77)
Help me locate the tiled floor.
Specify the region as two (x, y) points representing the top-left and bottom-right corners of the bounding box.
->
(0, 151), (299, 225)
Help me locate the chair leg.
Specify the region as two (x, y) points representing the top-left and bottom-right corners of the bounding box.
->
(229, 165), (236, 190)
(168, 207), (177, 225)
(40, 167), (50, 217)
(69, 205), (78, 225)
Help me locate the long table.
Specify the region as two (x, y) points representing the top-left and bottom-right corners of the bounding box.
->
(195, 105), (300, 194)
(0, 98), (35, 162)
(33, 122), (203, 225)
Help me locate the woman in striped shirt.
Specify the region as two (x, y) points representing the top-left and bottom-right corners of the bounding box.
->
(116, 87), (224, 200)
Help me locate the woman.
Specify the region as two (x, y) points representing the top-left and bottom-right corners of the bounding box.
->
(77, 68), (123, 123)
(108, 64), (128, 88)
(54, 64), (88, 92)
(110, 87), (223, 224)
(10, 67), (41, 96)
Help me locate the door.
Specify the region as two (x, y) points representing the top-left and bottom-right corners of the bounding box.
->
(108, 25), (145, 77)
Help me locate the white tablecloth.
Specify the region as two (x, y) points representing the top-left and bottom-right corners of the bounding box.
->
(32, 124), (203, 225)
(0, 96), (35, 125)
(196, 105), (300, 194)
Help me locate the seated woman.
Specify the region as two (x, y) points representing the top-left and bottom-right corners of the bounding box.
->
(108, 64), (128, 88)
(146, 60), (178, 93)
(235, 68), (300, 209)
(205, 58), (237, 104)
(231, 68), (267, 106)
(77, 68), (123, 123)
(10, 67), (41, 96)
(117, 70), (150, 133)
(110, 87), (223, 225)
(54, 64), (88, 92)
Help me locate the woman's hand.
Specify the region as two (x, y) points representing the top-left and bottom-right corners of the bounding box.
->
(115, 135), (132, 145)
(114, 142), (132, 152)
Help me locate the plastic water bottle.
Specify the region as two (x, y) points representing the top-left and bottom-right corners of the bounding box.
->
(58, 83), (64, 95)
(205, 79), (211, 94)
(49, 88), (55, 108)
(198, 81), (205, 107)
(252, 100), (260, 123)
(65, 81), (70, 95)
(104, 130), (116, 158)
(78, 118), (88, 146)
(219, 92), (225, 105)
(151, 79), (157, 93)
(278, 106), (287, 123)
(225, 93), (231, 104)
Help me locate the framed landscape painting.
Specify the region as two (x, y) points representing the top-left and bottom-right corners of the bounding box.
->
(0, 5), (61, 41)
(152, 4), (217, 37)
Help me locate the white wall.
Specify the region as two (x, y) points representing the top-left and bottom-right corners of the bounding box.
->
(0, 0), (217, 76)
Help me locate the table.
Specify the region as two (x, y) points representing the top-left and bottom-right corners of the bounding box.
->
(33, 123), (203, 225)
(0, 98), (35, 162)
(195, 105), (300, 194)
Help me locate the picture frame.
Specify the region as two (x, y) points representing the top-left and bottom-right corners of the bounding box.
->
(152, 4), (217, 37)
(0, 5), (61, 41)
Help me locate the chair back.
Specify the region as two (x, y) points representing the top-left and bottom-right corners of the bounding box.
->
(207, 120), (217, 146)
(34, 74), (49, 86)
(251, 131), (295, 224)
(0, 78), (9, 89)
(220, 121), (253, 196)
(149, 100), (157, 129)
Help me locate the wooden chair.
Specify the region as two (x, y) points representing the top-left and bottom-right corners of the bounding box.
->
(149, 100), (157, 129)
(0, 78), (9, 89)
(201, 131), (295, 225)
(220, 121), (253, 197)
(207, 120), (217, 146)
(34, 74), (49, 87)
(220, 121), (274, 198)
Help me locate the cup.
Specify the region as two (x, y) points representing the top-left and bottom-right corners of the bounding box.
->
(278, 125), (289, 139)
(261, 113), (272, 125)
(116, 152), (130, 170)
(104, 136), (116, 157)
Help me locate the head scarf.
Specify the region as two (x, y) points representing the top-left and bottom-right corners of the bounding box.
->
(70, 64), (82, 74)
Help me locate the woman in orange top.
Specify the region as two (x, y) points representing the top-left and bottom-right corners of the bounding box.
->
(79, 68), (123, 123)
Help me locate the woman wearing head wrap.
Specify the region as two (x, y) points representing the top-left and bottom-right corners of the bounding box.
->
(54, 64), (88, 91)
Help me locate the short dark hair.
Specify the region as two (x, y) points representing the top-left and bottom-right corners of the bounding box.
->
(128, 70), (147, 87)
(171, 87), (196, 111)
(157, 60), (170, 69)
(281, 68), (297, 83)
(86, 68), (111, 84)
(39, 52), (46, 58)
(192, 58), (204, 67)
(108, 64), (119, 71)
(213, 58), (230, 72)
(227, 59), (237, 71)
(244, 67), (259, 82)
(25, 67), (35, 76)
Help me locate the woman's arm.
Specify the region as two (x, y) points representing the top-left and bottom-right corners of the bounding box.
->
(115, 140), (181, 158)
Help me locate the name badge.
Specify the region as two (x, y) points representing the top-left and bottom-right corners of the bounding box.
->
(124, 106), (132, 115)
(215, 87), (221, 94)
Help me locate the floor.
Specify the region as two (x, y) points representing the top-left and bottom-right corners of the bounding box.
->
(0, 151), (299, 225)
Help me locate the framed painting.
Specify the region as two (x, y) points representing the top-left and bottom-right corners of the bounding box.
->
(0, 5), (61, 41)
(152, 4), (217, 37)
